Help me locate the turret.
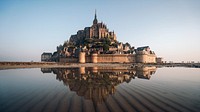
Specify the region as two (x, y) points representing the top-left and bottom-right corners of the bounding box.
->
(79, 52), (86, 63)
(91, 53), (98, 63)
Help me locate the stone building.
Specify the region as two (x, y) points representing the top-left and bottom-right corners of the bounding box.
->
(78, 46), (156, 64)
(69, 11), (116, 45)
(135, 46), (156, 63)
(41, 52), (52, 61)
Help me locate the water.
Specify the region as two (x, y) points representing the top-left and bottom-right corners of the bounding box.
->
(0, 67), (200, 112)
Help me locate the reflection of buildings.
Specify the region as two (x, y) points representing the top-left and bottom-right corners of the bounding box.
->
(135, 66), (156, 80)
(41, 66), (156, 103)
(41, 68), (52, 73)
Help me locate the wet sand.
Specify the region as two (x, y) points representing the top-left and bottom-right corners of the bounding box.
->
(0, 62), (132, 70)
(0, 62), (199, 70)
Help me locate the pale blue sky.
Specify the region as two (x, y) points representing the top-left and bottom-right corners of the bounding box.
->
(0, 0), (200, 62)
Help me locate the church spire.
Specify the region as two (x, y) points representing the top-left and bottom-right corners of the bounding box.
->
(93, 9), (98, 24)
(95, 9), (97, 19)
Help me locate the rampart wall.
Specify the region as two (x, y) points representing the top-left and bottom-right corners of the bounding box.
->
(96, 54), (135, 63)
(59, 52), (156, 63)
(59, 58), (78, 63)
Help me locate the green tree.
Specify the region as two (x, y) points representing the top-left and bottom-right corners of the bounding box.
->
(103, 44), (109, 52)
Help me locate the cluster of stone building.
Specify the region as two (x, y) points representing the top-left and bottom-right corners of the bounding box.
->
(69, 11), (116, 46)
(41, 12), (162, 63)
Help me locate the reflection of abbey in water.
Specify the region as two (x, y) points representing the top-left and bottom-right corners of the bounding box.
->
(41, 66), (156, 103)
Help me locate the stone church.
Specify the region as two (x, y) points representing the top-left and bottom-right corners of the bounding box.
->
(69, 11), (116, 45)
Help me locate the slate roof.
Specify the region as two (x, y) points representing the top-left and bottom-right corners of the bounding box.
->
(136, 46), (150, 51)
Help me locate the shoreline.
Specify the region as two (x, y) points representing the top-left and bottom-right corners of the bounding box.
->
(0, 62), (132, 70)
(0, 62), (200, 70)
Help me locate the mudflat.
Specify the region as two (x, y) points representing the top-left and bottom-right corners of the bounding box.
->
(0, 62), (132, 70)
(1, 62), (199, 70)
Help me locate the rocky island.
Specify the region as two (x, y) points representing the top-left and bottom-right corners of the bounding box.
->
(41, 11), (159, 64)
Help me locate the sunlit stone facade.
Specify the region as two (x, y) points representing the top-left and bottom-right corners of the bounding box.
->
(69, 11), (116, 45)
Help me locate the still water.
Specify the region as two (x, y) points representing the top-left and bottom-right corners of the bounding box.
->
(0, 67), (200, 112)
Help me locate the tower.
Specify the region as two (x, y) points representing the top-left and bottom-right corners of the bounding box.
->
(93, 10), (98, 24)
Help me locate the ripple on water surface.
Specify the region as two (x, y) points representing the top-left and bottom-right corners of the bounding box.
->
(0, 67), (200, 112)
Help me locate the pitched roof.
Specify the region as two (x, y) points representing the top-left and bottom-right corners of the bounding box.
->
(42, 52), (52, 55)
(137, 46), (150, 51)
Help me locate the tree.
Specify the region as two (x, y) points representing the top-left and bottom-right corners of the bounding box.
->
(103, 44), (109, 52)
(101, 38), (111, 45)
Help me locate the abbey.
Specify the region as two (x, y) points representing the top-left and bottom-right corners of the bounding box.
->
(41, 11), (158, 63)
(69, 11), (116, 45)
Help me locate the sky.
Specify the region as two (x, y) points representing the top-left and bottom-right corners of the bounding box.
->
(0, 0), (200, 62)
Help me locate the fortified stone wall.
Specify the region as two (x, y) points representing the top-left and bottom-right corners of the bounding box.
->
(96, 54), (135, 63)
(60, 52), (156, 63)
(79, 53), (135, 63)
(136, 51), (156, 63)
(59, 58), (78, 63)
(136, 54), (156, 63)
(85, 56), (92, 63)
